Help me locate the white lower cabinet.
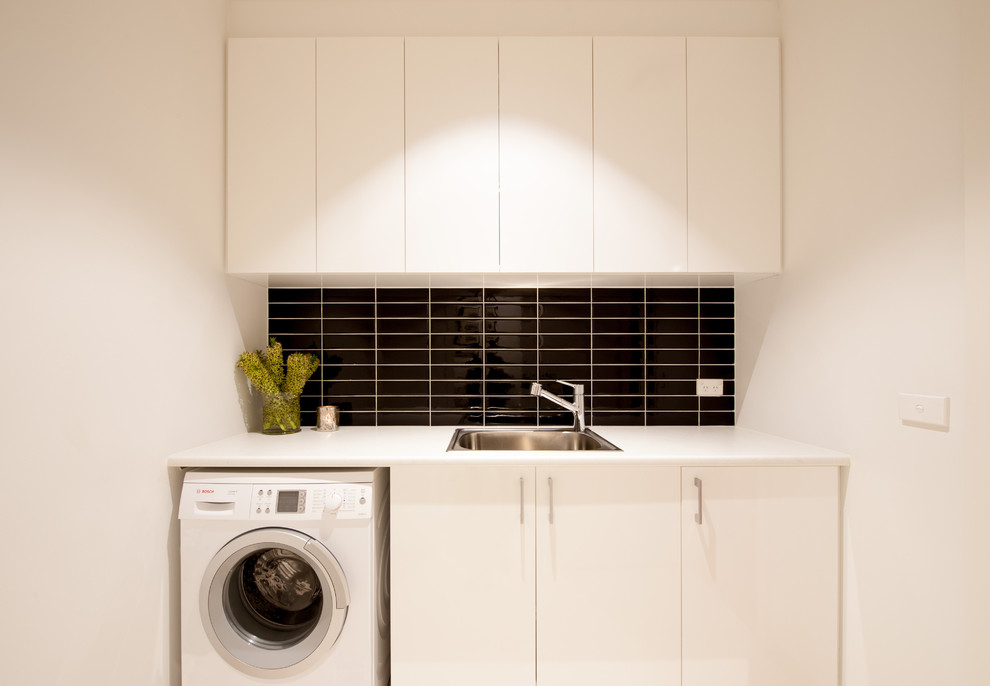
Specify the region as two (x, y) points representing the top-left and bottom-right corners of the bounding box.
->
(681, 466), (839, 686)
(390, 464), (839, 686)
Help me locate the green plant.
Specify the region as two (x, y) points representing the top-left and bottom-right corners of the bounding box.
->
(237, 337), (319, 433)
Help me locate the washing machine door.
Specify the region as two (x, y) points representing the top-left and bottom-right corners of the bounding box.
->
(200, 527), (349, 676)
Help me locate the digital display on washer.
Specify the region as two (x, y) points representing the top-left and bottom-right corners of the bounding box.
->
(276, 490), (302, 513)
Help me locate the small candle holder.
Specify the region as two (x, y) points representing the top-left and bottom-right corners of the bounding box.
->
(316, 405), (340, 432)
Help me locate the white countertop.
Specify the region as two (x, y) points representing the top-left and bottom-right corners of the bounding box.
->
(167, 426), (849, 468)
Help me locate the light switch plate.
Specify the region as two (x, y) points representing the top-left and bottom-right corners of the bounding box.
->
(898, 393), (950, 430)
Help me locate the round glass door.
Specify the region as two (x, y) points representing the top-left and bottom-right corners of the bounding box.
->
(201, 528), (349, 675)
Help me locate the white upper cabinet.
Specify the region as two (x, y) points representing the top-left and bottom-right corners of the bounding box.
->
(499, 37), (594, 272)
(316, 38), (405, 272)
(593, 37), (688, 272)
(227, 38), (316, 273)
(686, 37), (781, 273)
(405, 38), (500, 272)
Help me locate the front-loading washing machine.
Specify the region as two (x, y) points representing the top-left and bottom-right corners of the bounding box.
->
(179, 468), (388, 685)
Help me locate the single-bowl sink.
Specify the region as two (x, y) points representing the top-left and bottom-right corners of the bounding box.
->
(447, 427), (621, 452)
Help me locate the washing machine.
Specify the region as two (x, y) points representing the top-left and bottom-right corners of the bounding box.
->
(179, 468), (389, 685)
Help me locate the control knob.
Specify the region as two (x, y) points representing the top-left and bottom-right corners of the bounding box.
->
(324, 490), (344, 514)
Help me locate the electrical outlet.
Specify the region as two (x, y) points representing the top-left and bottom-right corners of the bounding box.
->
(697, 379), (724, 397)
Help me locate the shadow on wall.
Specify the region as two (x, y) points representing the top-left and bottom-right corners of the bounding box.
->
(226, 275), (269, 431)
(734, 274), (781, 417)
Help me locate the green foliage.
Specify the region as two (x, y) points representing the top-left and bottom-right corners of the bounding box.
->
(236, 337), (319, 397)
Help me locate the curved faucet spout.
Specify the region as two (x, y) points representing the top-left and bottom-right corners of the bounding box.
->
(530, 381), (586, 431)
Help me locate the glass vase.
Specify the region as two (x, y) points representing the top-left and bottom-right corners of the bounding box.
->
(262, 392), (301, 435)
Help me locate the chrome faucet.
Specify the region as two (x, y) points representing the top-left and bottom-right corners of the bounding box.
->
(530, 381), (585, 431)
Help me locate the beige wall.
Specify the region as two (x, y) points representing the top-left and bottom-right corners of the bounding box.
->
(739, 0), (984, 684)
(0, 1), (265, 684)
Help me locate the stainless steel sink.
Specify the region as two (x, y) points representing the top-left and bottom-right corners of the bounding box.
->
(447, 427), (621, 452)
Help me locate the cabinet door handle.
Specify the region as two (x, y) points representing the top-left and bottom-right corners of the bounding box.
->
(694, 477), (703, 525)
(548, 476), (555, 524)
(520, 477), (525, 525)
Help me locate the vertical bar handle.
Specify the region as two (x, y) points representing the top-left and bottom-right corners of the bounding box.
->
(548, 476), (555, 524)
(694, 477), (703, 525)
(520, 477), (525, 525)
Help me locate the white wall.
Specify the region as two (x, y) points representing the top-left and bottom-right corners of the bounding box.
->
(0, 1), (265, 684)
(738, 0), (985, 684)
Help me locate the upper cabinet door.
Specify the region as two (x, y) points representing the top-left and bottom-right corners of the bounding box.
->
(499, 37), (594, 272)
(687, 37), (781, 273)
(593, 37), (688, 272)
(316, 38), (405, 272)
(405, 38), (500, 272)
(227, 38), (316, 273)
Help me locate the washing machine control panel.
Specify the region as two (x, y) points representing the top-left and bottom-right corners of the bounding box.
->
(249, 483), (372, 520)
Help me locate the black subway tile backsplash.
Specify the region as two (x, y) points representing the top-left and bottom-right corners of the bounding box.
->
(268, 286), (735, 427)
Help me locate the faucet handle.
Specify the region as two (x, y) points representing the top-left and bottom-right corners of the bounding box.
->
(556, 380), (584, 394)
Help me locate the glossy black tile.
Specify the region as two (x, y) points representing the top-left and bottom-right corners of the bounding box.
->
(485, 334), (538, 350)
(323, 348), (376, 366)
(270, 318), (322, 335)
(377, 349), (429, 365)
(592, 349), (645, 366)
(700, 365), (735, 379)
(377, 365), (430, 381)
(485, 319), (538, 334)
(700, 412), (735, 426)
(431, 288), (483, 302)
(324, 318), (376, 334)
(270, 288), (321, 303)
(485, 303), (538, 318)
(378, 334), (431, 349)
(485, 365), (536, 380)
(323, 303), (375, 318)
(700, 288), (734, 303)
(589, 364), (643, 380)
(431, 319), (482, 334)
(486, 381), (534, 396)
(539, 349), (591, 365)
(431, 303), (484, 318)
(486, 412), (539, 426)
(431, 396), (484, 411)
(647, 287), (698, 303)
(701, 396), (735, 412)
(377, 302), (429, 318)
(648, 396), (699, 411)
(647, 349), (699, 365)
(323, 380), (376, 396)
(539, 288), (590, 302)
(539, 319), (591, 334)
(701, 349), (735, 365)
(377, 288), (429, 302)
(592, 380), (645, 395)
(378, 412), (430, 426)
(485, 288), (535, 302)
(487, 395), (538, 411)
(378, 380), (430, 396)
(593, 318), (644, 334)
(592, 303), (644, 319)
(700, 334), (734, 349)
(378, 396), (431, 412)
(539, 365), (592, 381)
(647, 412), (699, 426)
(323, 334), (376, 350)
(431, 412), (484, 426)
(701, 303), (735, 318)
(591, 411), (644, 426)
(323, 288), (374, 303)
(270, 302), (322, 319)
(431, 380), (484, 396)
(430, 334), (483, 349)
(647, 334), (700, 349)
(378, 318), (429, 334)
(324, 365), (375, 381)
(646, 380), (698, 395)
(646, 365), (700, 380)
(539, 334), (591, 349)
(538, 410), (575, 426)
(647, 318), (699, 334)
(592, 396), (645, 411)
(540, 303), (591, 318)
(647, 302), (699, 319)
(276, 334), (321, 351)
(592, 334), (644, 349)
(339, 412), (377, 427)
(486, 350), (538, 365)
(592, 287), (643, 302)
(431, 349), (483, 365)
(325, 396), (377, 412)
(431, 365), (484, 381)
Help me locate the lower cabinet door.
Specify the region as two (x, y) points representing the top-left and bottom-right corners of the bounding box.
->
(390, 465), (536, 686)
(535, 466), (681, 686)
(681, 466), (839, 686)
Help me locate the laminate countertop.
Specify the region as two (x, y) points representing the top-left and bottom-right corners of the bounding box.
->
(167, 426), (849, 468)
